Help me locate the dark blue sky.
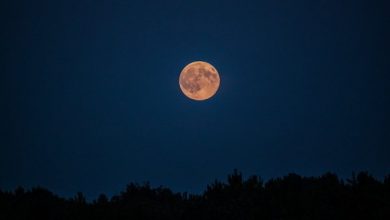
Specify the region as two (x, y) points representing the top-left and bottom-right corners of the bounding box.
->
(1, 0), (389, 199)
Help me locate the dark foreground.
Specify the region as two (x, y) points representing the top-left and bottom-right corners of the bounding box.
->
(1, 171), (389, 220)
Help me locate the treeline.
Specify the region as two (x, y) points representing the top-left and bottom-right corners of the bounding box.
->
(1, 170), (390, 219)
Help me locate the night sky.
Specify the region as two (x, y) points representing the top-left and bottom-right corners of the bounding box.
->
(1, 0), (389, 199)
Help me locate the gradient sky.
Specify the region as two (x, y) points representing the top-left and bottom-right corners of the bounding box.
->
(1, 0), (389, 199)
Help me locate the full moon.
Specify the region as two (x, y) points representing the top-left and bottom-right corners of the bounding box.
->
(179, 61), (220, 101)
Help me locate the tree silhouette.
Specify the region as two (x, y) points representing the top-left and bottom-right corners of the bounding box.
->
(1, 171), (389, 220)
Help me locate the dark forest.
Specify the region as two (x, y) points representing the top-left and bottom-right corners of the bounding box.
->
(1, 170), (389, 220)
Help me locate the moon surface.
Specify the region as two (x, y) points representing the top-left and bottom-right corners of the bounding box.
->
(179, 61), (220, 101)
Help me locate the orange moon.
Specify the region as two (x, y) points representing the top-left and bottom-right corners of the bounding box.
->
(179, 61), (220, 101)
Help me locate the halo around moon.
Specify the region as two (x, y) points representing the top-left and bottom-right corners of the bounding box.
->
(179, 61), (220, 101)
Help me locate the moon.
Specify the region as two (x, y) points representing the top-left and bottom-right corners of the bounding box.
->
(179, 61), (220, 101)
